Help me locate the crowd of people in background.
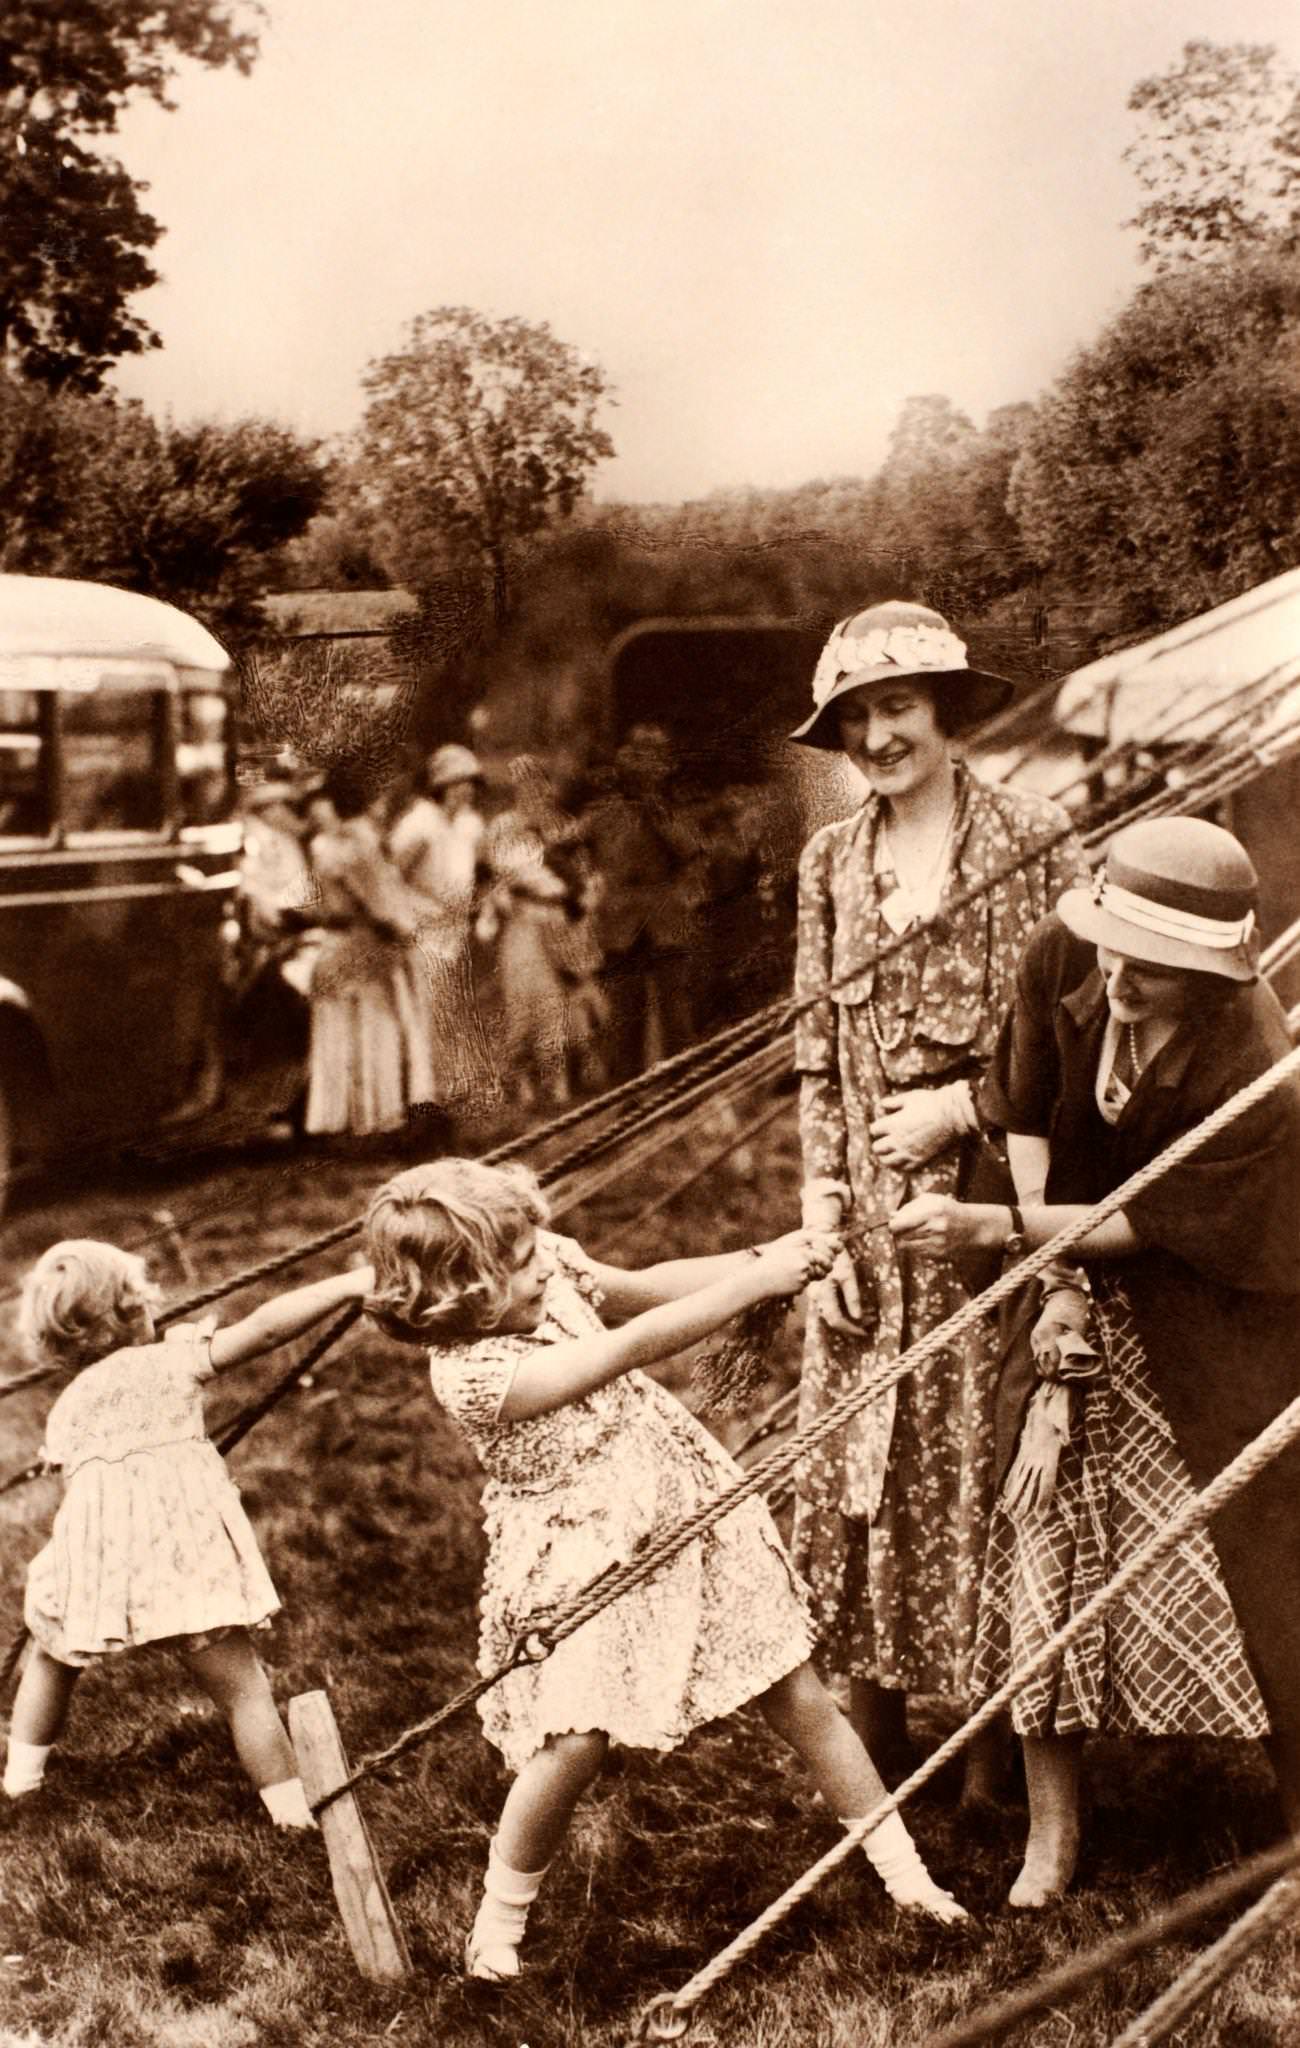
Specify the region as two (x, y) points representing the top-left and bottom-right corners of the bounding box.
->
(232, 724), (780, 1146)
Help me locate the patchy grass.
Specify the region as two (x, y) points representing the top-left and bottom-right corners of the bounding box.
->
(2, 1112), (1299, 2045)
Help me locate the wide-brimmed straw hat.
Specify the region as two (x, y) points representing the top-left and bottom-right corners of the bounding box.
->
(427, 743), (484, 791)
(1058, 817), (1259, 983)
(789, 600), (1015, 750)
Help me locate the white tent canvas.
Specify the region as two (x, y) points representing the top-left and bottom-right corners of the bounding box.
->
(1055, 568), (1300, 753)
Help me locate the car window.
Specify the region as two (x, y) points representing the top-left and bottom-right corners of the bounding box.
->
(178, 689), (232, 825)
(0, 689), (52, 838)
(62, 686), (168, 835)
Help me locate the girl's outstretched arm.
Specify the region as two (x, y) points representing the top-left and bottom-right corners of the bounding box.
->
(586, 1245), (786, 1324)
(208, 1265), (375, 1372)
(500, 1232), (837, 1423)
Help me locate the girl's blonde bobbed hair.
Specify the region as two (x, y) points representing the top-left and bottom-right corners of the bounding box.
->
(19, 1239), (161, 1372)
(363, 1158), (549, 1344)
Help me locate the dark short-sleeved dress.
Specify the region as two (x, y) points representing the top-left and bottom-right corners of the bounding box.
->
(792, 766), (1088, 1699)
(971, 915), (1300, 1740)
(426, 1235), (813, 1773)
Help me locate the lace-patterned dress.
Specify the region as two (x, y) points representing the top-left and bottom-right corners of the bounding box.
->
(427, 1235), (813, 1773)
(25, 1331), (280, 1665)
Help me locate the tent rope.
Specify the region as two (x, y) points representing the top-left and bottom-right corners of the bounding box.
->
(902, 1837), (1300, 2048)
(314, 1040), (1300, 1824)
(1108, 1864), (1300, 2048)
(630, 1373), (1300, 2040)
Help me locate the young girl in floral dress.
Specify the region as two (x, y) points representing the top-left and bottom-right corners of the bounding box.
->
(3, 1239), (371, 1825)
(363, 1158), (966, 1982)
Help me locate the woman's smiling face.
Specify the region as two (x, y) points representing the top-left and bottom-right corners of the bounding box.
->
(1096, 945), (1198, 1026)
(835, 680), (949, 799)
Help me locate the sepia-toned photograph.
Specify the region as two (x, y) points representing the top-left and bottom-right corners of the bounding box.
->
(3, 3), (1300, 2042)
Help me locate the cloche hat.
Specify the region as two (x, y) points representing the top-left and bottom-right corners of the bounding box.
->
(428, 743), (484, 791)
(1057, 816), (1259, 983)
(789, 600), (1015, 750)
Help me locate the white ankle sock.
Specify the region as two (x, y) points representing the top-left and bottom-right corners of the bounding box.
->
(466, 1838), (549, 1981)
(857, 1810), (964, 1919)
(3, 1739), (52, 1798)
(259, 1777), (316, 1829)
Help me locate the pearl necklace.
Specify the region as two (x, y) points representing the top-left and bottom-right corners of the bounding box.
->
(1126, 1021), (1143, 1081)
(867, 798), (957, 1059)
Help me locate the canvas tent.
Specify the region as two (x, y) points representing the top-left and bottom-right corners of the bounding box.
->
(1052, 569), (1300, 1006)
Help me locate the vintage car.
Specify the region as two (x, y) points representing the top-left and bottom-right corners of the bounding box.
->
(0, 574), (242, 1206)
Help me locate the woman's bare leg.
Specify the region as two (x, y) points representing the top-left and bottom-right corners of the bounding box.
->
(1010, 1733), (1083, 1908)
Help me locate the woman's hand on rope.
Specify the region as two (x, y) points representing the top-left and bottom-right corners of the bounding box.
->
(752, 1229), (841, 1300)
(868, 1083), (976, 1170)
(888, 1191), (998, 1257)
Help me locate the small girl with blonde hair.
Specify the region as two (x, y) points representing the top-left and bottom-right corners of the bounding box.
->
(364, 1157), (966, 1981)
(3, 1238), (371, 1826)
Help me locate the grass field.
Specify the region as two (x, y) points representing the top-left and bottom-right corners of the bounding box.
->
(1, 1108), (1298, 2047)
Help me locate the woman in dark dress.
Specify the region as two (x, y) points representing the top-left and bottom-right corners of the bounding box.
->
(890, 816), (1300, 1905)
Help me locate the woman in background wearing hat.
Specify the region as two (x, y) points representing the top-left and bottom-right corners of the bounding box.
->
(891, 816), (1300, 1903)
(790, 600), (1088, 1796)
(386, 744), (495, 1121)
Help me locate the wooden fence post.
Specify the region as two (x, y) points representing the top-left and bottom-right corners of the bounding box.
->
(289, 1689), (411, 1984)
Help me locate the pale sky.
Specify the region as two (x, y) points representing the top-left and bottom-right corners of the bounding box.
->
(110, 0), (1299, 503)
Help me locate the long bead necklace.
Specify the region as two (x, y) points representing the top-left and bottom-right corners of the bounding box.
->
(1126, 1021), (1143, 1081)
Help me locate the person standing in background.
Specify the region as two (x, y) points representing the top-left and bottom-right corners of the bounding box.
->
(386, 744), (496, 1123)
(303, 762), (435, 1143)
(581, 725), (704, 1082)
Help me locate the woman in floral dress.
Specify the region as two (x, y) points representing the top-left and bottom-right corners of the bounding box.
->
(788, 600), (1088, 1786)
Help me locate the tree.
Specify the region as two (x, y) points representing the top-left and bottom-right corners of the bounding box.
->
(1124, 39), (1300, 268)
(1007, 247), (1300, 628)
(353, 307), (616, 619)
(1, 2), (264, 388)
(0, 374), (328, 636)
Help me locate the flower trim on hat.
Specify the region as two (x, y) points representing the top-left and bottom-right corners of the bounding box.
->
(810, 622), (969, 709)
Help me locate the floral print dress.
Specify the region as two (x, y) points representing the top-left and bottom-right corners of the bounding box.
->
(426, 1234), (813, 1774)
(25, 1331), (280, 1665)
(792, 765), (1087, 1699)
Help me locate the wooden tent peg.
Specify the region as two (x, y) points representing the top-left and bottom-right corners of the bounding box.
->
(289, 1689), (412, 1983)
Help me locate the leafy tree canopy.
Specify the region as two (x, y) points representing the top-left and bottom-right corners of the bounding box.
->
(352, 306), (616, 618)
(1, 2), (264, 388)
(1125, 38), (1300, 267)
(0, 373), (328, 637)
(1008, 246), (1300, 628)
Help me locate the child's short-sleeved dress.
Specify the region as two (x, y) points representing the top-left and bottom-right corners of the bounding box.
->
(428, 1235), (813, 1773)
(25, 1331), (280, 1665)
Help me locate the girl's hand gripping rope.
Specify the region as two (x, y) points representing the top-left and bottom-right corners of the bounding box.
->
(692, 1230), (841, 1416)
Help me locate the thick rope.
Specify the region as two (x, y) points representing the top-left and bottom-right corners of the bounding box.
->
(0, 673), (1281, 1370)
(213, 1304), (361, 1456)
(919, 1839), (1300, 2048)
(594, 1093), (790, 1256)
(631, 1380), (1300, 2042)
(1108, 1866), (1300, 2048)
(315, 1040), (1300, 1830)
(0, 663), (1295, 1385)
